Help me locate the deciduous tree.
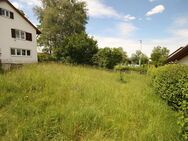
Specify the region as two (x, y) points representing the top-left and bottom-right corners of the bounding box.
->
(34, 0), (88, 54)
(130, 50), (149, 65)
(55, 33), (98, 65)
(93, 47), (127, 69)
(150, 46), (169, 67)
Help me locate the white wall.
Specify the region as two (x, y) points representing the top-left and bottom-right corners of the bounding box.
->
(0, 1), (38, 64)
(178, 55), (188, 66)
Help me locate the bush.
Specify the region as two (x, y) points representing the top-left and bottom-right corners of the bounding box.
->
(179, 103), (188, 141)
(38, 53), (55, 62)
(150, 64), (188, 140)
(55, 33), (98, 65)
(93, 48), (127, 69)
(178, 83), (188, 140)
(115, 65), (148, 74)
(150, 64), (188, 109)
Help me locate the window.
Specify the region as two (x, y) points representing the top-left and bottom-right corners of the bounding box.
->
(26, 32), (32, 41)
(22, 50), (26, 56)
(11, 48), (16, 55)
(0, 8), (14, 19)
(17, 49), (21, 56)
(1, 9), (5, 16)
(6, 10), (9, 17)
(10, 48), (31, 57)
(15, 30), (20, 39)
(15, 30), (25, 40)
(11, 29), (32, 41)
(21, 31), (25, 39)
(27, 50), (31, 56)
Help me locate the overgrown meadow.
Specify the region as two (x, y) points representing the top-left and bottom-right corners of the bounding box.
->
(0, 64), (180, 141)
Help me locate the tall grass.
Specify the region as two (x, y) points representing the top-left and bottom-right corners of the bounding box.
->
(0, 64), (180, 141)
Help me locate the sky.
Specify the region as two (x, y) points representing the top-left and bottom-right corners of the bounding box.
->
(10, 0), (188, 56)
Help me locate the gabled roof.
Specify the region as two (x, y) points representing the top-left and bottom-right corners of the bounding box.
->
(167, 45), (188, 62)
(0, 0), (41, 34)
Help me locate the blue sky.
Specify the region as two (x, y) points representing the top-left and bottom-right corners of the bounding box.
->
(10, 0), (188, 56)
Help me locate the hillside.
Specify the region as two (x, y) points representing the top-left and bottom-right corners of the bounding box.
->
(0, 64), (180, 141)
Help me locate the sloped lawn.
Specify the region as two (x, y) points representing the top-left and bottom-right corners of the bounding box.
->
(0, 64), (180, 141)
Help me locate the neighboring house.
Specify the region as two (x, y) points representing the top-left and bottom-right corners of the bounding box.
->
(0, 0), (40, 67)
(167, 45), (188, 65)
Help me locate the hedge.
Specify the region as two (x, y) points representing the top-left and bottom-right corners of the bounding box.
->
(149, 64), (188, 109)
(149, 64), (188, 140)
(178, 83), (188, 141)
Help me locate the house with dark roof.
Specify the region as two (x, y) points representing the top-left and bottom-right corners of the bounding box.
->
(167, 45), (188, 65)
(0, 0), (40, 68)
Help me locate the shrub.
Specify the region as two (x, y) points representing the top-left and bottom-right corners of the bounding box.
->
(178, 102), (188, 141)
(55, 33), (98, 65)
(150, 64), (188, 109)
(150, 64), (188, 140)
(115, 65), (148, 74)
(38, 53), (55, 62)
(178, 83), (188, 140)
(93, 48), (127, 69)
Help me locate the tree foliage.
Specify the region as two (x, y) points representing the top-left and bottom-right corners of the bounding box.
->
(150, 46), (169, 67)
(34, 0), (88, 54)
(93, 47), (127, 69)
(55, 33), (98, 65)
(130, 50), (149, 65)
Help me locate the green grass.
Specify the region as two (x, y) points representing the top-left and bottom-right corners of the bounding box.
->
(0, 64), (180, 141)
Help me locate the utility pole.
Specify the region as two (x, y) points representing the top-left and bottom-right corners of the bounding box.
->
(139, 40), (142, 66)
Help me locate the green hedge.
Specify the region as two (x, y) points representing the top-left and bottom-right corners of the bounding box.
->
(150, 64), (188, 109)
(178, 99), (188, 141)
(178, 83), (188, 141)
(149, 64), (188, 140)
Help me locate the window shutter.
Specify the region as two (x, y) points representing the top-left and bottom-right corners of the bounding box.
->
(10, 12), (14, 19)
(11, 29), (16, 38)
(26, 32), (32, 41)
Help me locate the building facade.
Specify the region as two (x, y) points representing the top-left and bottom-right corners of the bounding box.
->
(0, 0), (40, 65)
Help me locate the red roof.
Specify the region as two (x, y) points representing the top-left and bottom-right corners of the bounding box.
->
(167, 45), (188, 62)
(0, 0), (41, 34)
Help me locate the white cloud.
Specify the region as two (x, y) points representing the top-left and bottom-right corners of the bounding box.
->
(149, 0), (157, 2)
(80, 0), (137, 21)
(175, 17), (188, 27)
(146, 5), (165, 16)
(123, 14), (136, 21)
(80, 0), (120, 18)
(16, 0), (42, 7)
(169, 17), (188, 38)
(117, 22), (137, 37)
(93, 34), (188, 57)
(171, 29), (188, 38)
(92, 16), (188, 57)
(12, 1), (22, 9)
(94, 36), (142, 56)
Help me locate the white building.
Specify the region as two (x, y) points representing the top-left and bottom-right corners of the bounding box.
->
(0, 0), (40, 67)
